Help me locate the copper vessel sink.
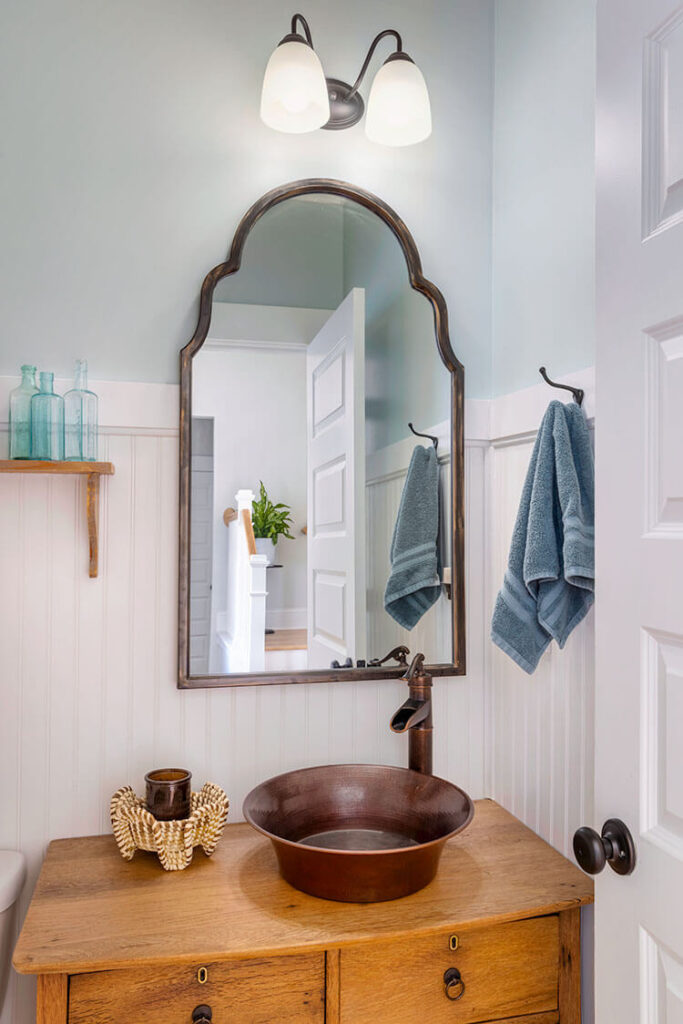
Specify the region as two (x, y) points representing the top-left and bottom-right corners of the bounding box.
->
(243, 764), (474, 902)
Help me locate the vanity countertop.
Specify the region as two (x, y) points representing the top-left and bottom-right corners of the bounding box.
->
(13, 798), (593, 977)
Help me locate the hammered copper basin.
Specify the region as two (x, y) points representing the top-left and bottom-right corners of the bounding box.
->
(242, 764), (474, 902)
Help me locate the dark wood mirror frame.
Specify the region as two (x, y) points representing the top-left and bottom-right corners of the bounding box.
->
(178, 178), (465, 689)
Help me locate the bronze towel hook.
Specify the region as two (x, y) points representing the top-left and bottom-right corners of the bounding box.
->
(539, 366), (584, 406)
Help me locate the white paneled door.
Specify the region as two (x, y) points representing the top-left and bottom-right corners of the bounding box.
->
(306, 289), (366, 670)
(595, 1), (683, 1020)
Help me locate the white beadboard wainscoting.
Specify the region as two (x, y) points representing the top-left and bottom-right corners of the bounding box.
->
(0, 378), (487, 1024)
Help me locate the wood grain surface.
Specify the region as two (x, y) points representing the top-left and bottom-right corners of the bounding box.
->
(558, 907), (581, 1024)
(339, 915), (559, 1023)
(69, 954), (324, 1024)
(242, 507), (256, 555)
(36, 975), (67, 1024)
(0, 461), (114, 474)
(325, 949), (341, 1024)
(14, 800), (593, 977)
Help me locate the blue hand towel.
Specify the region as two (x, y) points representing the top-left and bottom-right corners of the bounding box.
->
(384, 444), (442, 630)
(491, 400), (594, 674)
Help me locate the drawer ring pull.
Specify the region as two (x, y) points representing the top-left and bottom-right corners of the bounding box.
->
(443, 968), (465, 1001)
(192, 1005), (212, 1024)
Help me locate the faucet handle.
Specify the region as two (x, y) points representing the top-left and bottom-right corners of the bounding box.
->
(402, 652), (426, 682)
(368, 645), (410, 668)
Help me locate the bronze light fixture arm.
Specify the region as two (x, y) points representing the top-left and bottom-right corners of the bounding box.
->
(345, 29), (404, 101)
(324, 27), (412, 130)
(289, 13), (314, 46)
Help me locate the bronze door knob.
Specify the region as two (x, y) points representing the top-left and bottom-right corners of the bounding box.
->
(573, 818), (636, 875)
(192, 1006), (212, 1024)
(443, 967), (465, 1000)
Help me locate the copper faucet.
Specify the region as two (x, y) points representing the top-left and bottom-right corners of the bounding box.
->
(390, 653), (433, 775)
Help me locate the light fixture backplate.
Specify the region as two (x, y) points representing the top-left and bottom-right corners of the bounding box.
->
(322, 78), (365, 130)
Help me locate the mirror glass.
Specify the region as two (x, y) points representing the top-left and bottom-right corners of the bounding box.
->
(188, 194), (453, 678)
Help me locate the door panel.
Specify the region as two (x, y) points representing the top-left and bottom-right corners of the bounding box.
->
(596, 1), (683, 1020)
(306, 289), (366, 669)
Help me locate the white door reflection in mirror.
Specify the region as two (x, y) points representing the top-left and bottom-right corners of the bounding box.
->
(307, 289), (366, 669)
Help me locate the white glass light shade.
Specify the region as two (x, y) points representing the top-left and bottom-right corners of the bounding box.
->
(260, 40), (330, 133)
(365, 57), (432, 146)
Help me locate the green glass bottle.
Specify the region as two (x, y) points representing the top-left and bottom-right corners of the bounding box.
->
(31, 372), (64, 461)
(9, 365), (39, 459)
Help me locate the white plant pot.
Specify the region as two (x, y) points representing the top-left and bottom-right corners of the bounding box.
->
(254, 537), (276, 564)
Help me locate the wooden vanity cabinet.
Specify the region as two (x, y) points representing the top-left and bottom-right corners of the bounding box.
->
(15, 801), (592, 1024)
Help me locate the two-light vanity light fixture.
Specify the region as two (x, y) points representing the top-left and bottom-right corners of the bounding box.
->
(260, 13), (432, 147)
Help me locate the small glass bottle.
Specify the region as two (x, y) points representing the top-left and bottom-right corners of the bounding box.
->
(9, 365), (39, 459)
(64, 359), (98, 461)
(31, 373), (64, 461)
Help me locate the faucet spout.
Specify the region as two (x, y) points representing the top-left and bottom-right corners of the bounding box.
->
(389, 652), (433, 775)
(390, 698), (430, 733)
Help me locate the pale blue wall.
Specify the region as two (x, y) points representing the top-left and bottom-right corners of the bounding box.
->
(0, 0), (494, 395)
(213, 200), (345, 310)
(491, 0), (596, 395)
(341, 204), (449, 451)
(0, 0), (595, 399)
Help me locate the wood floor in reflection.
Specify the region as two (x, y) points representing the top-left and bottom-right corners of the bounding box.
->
(265, 629), (307, 652)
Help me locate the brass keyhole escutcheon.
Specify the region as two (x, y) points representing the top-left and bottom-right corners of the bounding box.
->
(197, 967), (208, 985)
(449, 934), (459, 951)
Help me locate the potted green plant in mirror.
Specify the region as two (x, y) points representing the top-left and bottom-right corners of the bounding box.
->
(251, 481), (294, 563)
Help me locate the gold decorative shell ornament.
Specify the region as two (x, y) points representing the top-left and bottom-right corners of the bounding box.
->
(110, 783), (229, 871)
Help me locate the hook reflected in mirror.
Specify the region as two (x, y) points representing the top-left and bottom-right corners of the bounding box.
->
(408, 422), (439, 450)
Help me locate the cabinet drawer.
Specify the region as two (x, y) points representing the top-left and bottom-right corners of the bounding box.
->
(339, 916), (559, 1024)
(69, 953), (324, 1024)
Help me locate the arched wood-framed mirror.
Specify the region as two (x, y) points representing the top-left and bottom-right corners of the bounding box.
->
(178, 179), (464, 688)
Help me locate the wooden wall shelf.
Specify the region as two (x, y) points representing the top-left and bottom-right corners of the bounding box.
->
(0, 461), (115, 578)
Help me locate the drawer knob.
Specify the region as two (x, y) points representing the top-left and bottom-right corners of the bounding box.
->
(443, 968), (465, 1001)
(192, 1006), (212, 1024)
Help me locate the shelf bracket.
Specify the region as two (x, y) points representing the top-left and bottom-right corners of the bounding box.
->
(86, 473), (100, 578)
(0, 460), (114, 579)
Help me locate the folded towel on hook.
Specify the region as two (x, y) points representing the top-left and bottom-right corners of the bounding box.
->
(491, 400), (594, 674)
(384, 444), (442, 630)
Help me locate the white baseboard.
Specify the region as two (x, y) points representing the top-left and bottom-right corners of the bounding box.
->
(266, 607), (307, 630)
